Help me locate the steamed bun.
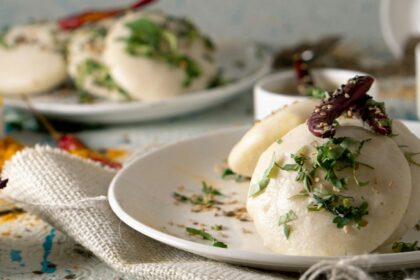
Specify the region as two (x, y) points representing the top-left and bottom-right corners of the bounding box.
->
(228, 100), (319, 177)
(103, 11), (218, 101)
(247, 124), (411, 256)
(0, 22), (67, 95)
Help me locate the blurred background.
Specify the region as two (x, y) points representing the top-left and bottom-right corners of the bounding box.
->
(0, 0), (389, 57)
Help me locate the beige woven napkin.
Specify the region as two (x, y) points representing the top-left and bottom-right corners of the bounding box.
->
(1, 146), (296, 280)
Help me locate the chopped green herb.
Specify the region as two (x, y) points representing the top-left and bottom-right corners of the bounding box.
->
(75, 59), (130, 102)
(186, 227), (227, 248)
(249, 154), (278, 197)
(276, 138), (283, 144)
(207, 71), (233, 89)
(281, 151), (314, 192)
(315, 137), (372, 189)
(202, 181), (222, 196)
(283, 224), (291, 239)
(404, 151), (420, 167)
(280, 137), (372, 230)
(211, 224), (223, 231)
(288, 190), (310, 200)
(221, 168), (246, 182)
(173, 192), (189, 202)
(172, 181), (223, 207)
(308, 194), (369, 229)
(306, 86), (328, 99)
(78, 90), (95, 104)
(278, 210), (297, 239)
(392, 241), (420, 252)
(278, 210), (298, 225)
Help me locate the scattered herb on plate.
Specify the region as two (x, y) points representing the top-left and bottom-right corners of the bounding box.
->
(392, 241), (420, 252)
(186, 227), (227, 248)
(211, 224), (223, 231)
(221, 168), (246, 182)
(173, 181), (223, 211)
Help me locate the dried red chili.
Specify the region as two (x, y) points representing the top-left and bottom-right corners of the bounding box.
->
(293, 54), (315, 95)
(58, 134), (122, 169)
(307, 76), (392, 138)
(58, 0), (157, 30)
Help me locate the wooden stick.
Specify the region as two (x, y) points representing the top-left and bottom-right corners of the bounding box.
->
(21, 95), (62, 140)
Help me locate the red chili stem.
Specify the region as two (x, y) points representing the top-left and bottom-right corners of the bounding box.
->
(58, 134), (122, 169)
(293, 54), (315, 95)
(58, 0), (157, 30)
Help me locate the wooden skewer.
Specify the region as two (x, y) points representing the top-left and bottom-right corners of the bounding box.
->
(21, 95), (62, 140)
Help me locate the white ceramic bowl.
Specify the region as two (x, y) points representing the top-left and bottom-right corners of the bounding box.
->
(253, 68), (380, 120)
(380, 0), (420, 58)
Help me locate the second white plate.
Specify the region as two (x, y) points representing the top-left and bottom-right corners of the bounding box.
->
(5, 40), (271, 124)
(109, 121), (420, 272)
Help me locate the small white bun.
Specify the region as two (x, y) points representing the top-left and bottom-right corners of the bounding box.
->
(103, 11), (217, 101)
(0, 22), (67, 96)
(247, 124), (411, 256)
(228, 100), (319, 177)
(0, 45), (66, 95)
(67, 22), (128, 101)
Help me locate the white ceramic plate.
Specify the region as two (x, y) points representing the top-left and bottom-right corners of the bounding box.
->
(4, 40), (271, 124)
(380, 0), (420, 58)
(108, 121), (420, 272)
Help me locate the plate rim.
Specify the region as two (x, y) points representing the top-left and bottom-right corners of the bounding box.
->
(108, 121), (420, 272)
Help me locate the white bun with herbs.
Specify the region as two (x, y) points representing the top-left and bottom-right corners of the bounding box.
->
(228, 99), (319, 177)
(103, 11), (218, 101)
(247, 124), (411, 256)
(0, 22), (67, 96)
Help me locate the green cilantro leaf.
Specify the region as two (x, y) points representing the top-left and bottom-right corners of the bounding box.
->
(249, 154), (278, 197)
